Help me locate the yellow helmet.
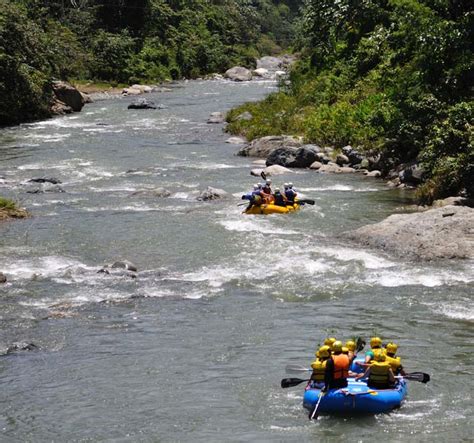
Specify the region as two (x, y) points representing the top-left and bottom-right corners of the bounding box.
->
(345, 340), (356, 352)
(332, 340), (343, 353)
(324, 337), (336, 347)
(386, 342), (398, 354)
(318, 345), (331, 358)
(374, 352), (386, 362)
(342, 346), (349, 354)
(370, 336), (382, 348)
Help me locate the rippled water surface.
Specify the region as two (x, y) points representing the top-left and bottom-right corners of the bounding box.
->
(0, 80), (473, 441)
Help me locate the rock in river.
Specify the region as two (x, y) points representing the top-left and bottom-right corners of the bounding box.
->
(344, 205), (474, 260)
(128, 99), (158, 110)
(224, 67), (252, 82)
(197, 187), (228, 201)
(0, 272), (6, 283)
(237, 135), (302, 158)
(207, 112), (225, 124)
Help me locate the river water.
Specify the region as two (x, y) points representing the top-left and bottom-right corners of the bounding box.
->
(0, 80), (472, 442)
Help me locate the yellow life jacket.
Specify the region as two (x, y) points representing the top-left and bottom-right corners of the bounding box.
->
(385, 355), (402, 374)
(310, 358), (327, 382)
(369, 361), (390, 385)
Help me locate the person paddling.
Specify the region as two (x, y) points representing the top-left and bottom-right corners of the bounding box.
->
(309, 345), (331, 389)
(284, 182), (297, 203)
(273, 188), (287, 207)
(355, 353), (396, 389)
(323, 341), (350, 392)
(385, 342), (406, 376)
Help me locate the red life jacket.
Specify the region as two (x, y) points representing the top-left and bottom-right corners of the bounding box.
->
(332, 353), (350, 379)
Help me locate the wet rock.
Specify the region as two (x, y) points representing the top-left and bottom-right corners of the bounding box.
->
(110, 261), (138, 272)
(226, 137), (246, 144)
(207, 112), (225, 124)
(237, 135), (302, 158)
(432, 197), (473, 208)
(196, 186), (228, 201)
(263, 164), (293, 176)
(98, 260), (138, 278)
(252, 68), (269, 77)
(315, 152), (331, 164)
(340, 166), (356, 173)
(128, 99), (158, 110)
(122, 87), (142, 95)
(345, 205), (474, 260)
(399, 162), (425, 185)
(130, 84), (153, 93)
(51, 81), (85, 113)
(318, 163), (343, 173)
(28, 177), (62, 185)
(0, 272), (6, 283)
(310, 161), (323, 170)
(4, 342), (39, 355)
(81, 92), (93, 104)
(130, 188), (171, 198)
(266, 147), (298, 167)
(224, 66), (252, 82)
(336, 154), (349, 166)
(365, 170), (382, 177)
(26, 184), (65, 194)
(295, 145), (321, 167)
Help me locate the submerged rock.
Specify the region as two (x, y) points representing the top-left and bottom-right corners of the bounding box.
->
(196, 186), (228, 201)
(0, 272), (6, 283)
(1, 342), (39, 356)
(344, 205), (474, 260)
(98, 260), (138, 278)
(130, 188), (171, 198)
(128, 99), (158, 110)
(28, 177), (62, 185)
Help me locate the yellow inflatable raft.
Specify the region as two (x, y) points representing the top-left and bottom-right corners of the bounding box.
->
(244, 202), (300, 215)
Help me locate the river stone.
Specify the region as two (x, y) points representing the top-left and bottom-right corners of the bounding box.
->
(340, 166), (356, 173)
(336, 154), (349, 166)
(399, 162), (425, 185)
(253, 68), (269, 77)
(310, 161), (323, 170)
(432, 197), (471, 208)
(0, 272), (6, 283)
(128, 99), (157, 110)
(29, 177), (62, 184)
(226, 137), (246, 144)
(344, 205), (474, 260)
(318, 164), (343, 173)
(130, 84), (153, 93)
(224, 67), (252, 82)
(266, 147), (298, 167)
(237, 135), (302, 158)
(207, 112), (225, 124)
(256, 56), (282, 71)
(295, 145), (320, 167)
(4, 343), (38, 355)
(197, 186), (228, 201)
(130, 188), (171, 198)
(52, 81), (85, 112)
(366, 170), (382, 177)
(264, 165), (293, 176)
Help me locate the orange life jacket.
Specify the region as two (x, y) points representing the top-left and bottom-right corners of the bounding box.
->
(332, 353), (350, 379)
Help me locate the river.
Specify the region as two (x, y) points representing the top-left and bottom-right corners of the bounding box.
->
(0, 79), (472, 441)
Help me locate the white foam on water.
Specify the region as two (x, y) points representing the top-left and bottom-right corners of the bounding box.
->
(218, 218), (299, 235)
(23, 133), (71, 143)
(300, 185), (379, 192)
(1, 256), (87, 280)
(171, 192), (192, 200)
(423, 301), (474, 321)
(317, 246), (395, 270)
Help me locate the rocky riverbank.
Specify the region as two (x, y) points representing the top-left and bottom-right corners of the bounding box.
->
(345, 205), (474, 260)
(0, 206), (29, 221)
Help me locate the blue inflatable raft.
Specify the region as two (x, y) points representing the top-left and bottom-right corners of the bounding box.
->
(303, 378), (408, 415)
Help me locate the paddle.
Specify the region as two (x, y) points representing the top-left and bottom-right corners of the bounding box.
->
(399, 372), (430, 383)
(309, 391), (325, 420)
(295, 198), (315, 205)
(355, 337), (366, 353)
(281, 377), (310, 388)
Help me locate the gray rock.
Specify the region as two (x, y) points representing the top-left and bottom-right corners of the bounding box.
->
(256, 56), (282, 71)
(197, 186), (228, 201)
(315, 152), (331, 164)
(4, 342), (38, 355)
(237, 135), (302, 158)
(52, 81), (85, 112)
(340, 166), (356, 173)
(263, 164), (293, 176)
(130, 188), (171, 198)
(345, 205), (474, 260)
(28, 177), (62, 185)
(207, 112), (225, 124)
(294, 145), (321, 167)
(365, 170), (382, 177)
(336, 154), (350, 166)
(224, 67), (252, 82)
(98, 260), (138, 278)
(110, 261), (138, 272)
(0, 272), (6, 283)
(310, 161), (323, 170)
(128, 99), (158, 110)
(26, 184), (65, 194)
(399, 162), (425, 185)
(318, 164), (343, 173)
(266, 147), (298, 167)
(226, 137), (246, 144)
(432, 197), (472, 208)
(252, 68), (269, 77)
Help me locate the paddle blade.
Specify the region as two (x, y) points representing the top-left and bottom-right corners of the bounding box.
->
(260, 171), (267, 180)
(355, 337), (366, 353)
(281, 377), (309, 389)
(298, 199), (315, 205)
(285, 364), (311, 374)
(404, 372), (430, 383)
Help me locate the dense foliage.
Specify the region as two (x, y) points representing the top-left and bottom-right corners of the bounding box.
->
(0, 0), (299, 125)
(228, 0), (473, 202)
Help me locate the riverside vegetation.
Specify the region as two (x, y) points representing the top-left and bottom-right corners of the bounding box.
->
(227, 0), (473, 203)
(0, 0), (299, 126)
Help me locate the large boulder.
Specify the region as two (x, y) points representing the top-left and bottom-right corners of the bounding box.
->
(196, 187), (228, 201)
(256, 56), (282, 71)
(52, 81), (85, 113)
(399, 162), (425, 185)
(224, 67), (252, 82)
(266, 145), (320, 168)
(252, 68), (269, 77)
(345, 205), (474, 260)
(128, 99), (158, 110)
(263, 164), (293, 176)
(237, 135), (302, 158)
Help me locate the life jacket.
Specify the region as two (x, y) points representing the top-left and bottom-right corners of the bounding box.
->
(252, 194), (262, 205)
(274, 192), (286, 206)
(385, 355), (402, 374)
(310, 358), (327, 382)
(332, 353), (349, 379)
(369, 361), (390, 385)
(285, 189), (296, 202)
(367, 347), (385, 362)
